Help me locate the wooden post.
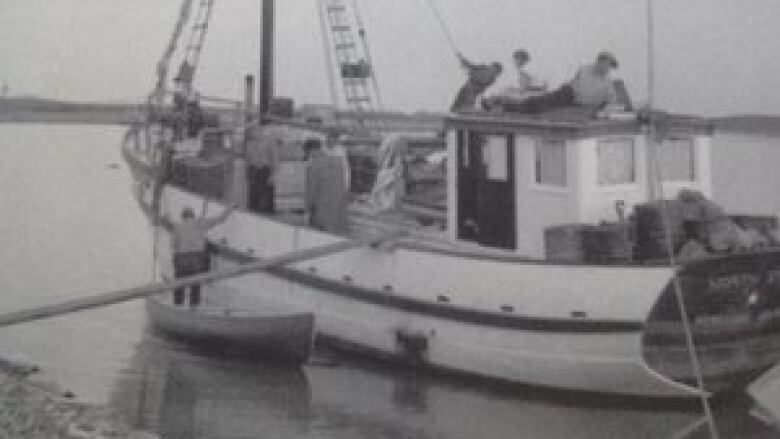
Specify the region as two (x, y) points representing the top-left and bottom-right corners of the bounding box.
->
(0, 231), (405, 328)
(244, 74), (256, 127)
(258, 0), (275, 119)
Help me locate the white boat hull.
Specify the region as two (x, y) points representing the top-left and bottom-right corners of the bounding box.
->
(149, 184), (698, 397)
(123, 135), (780, 399)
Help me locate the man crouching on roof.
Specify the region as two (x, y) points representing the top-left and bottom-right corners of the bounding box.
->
(450, 54), (503, 112)
(171, 203), (236, 307)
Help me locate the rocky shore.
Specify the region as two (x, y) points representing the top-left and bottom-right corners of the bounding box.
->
(0, 360), (156, 439)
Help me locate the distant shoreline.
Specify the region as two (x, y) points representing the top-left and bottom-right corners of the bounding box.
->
(0, 112), (139, 126)
(0, 97), (141, 126)
(2, 96), (779, 136)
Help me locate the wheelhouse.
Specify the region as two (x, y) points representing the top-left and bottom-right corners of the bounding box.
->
(444, 114), (714, 258)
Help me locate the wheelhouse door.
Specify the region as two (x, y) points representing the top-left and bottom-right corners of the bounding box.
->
(457, 131), (516, 249)
(457, 130), (481, 241)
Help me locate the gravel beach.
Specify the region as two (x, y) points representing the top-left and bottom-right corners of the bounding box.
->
(0, 360), (156, 439)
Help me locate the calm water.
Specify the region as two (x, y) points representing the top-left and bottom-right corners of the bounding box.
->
(0, 124), (779, 438)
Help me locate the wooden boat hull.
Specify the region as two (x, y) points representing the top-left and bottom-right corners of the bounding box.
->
(145, 296), (314, 365)
(123, 135), (780, 398)
(643, 251), (780, 394)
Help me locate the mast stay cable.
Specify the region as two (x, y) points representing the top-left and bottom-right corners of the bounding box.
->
(149, 0), (194, 109)
(646, 1), (719, 437)
(419, 0), (462, 59)
(145, 0), (196, 281)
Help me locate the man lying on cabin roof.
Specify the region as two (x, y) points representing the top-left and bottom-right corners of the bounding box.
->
(483, 51), (629, 117)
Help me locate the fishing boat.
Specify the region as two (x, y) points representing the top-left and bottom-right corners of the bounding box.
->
(123, 0), (780, 398)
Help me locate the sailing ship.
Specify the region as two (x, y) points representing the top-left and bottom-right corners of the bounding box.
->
(122, 0), (780, 398)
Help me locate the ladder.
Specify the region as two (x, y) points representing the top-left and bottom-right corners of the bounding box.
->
(320, 0), (382, 113)
(177, 0), (216, 85)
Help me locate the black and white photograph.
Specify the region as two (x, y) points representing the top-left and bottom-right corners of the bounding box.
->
(1, 1), (780, 437)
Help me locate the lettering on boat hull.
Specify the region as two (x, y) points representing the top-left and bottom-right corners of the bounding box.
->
(643, 251), (780, 393)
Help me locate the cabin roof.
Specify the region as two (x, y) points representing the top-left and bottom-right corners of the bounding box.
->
(445, 111), (713, 138)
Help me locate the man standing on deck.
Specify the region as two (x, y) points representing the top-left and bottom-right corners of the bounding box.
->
(246, 126), (280, 214)
(304, 138), (349, 234)
(171, 203), (235, 307)
(450, 54), (503, 112)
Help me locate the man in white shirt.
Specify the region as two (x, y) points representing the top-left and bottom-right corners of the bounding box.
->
(171, 204), (235, 307)
(510, 49), (547, 98)
(499, 51), (622, 114)
(570, 51), (619, 108)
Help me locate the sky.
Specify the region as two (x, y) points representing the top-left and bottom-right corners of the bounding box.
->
(1, 0), (780, 116)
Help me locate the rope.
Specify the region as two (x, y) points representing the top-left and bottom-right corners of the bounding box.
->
(181, 0), (215, 85)
(646, 2), (718, 437)
(420, 0), (461, 58)
(146, 0), (197, 282)
(652, 143), (720, 439)
(150, 0), (194, 108)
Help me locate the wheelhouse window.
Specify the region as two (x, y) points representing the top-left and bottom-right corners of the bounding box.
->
(458, 130), (469, 168)
(535, 138), (567, 187)
(597, 138), (636, 185)
(660, 137), (695, 182)
(483, 135), (509, 181)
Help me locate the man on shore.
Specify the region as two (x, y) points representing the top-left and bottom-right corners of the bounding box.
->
(171, 203), (236, 307)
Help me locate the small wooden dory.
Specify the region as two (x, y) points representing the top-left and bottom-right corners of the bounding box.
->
(145, 295), (314, 365)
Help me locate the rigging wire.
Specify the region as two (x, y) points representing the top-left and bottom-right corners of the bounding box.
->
(420, 0), (462, 59)
(148, 0), (196, 281)
(646, 1), (719, 437)
(653, 141), (721, 439)
(150, 0), (194, 108)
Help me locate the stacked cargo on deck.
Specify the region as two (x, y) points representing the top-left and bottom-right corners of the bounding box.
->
(545, 223), (631, 263)
(545, 190), (779, 264)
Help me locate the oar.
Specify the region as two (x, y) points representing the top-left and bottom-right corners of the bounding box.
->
(0, 231), (404, 328)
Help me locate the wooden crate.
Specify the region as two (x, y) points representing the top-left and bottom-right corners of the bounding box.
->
(545, 223), (631, 263)
(633, 201), (687, 261)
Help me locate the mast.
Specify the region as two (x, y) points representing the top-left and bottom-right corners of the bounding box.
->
(645, 0), (658, 201)
(258, 0), (275, 119)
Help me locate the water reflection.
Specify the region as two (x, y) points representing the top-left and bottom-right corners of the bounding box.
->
(111, 330), (780, 439)
(114, 332), (311, 438)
